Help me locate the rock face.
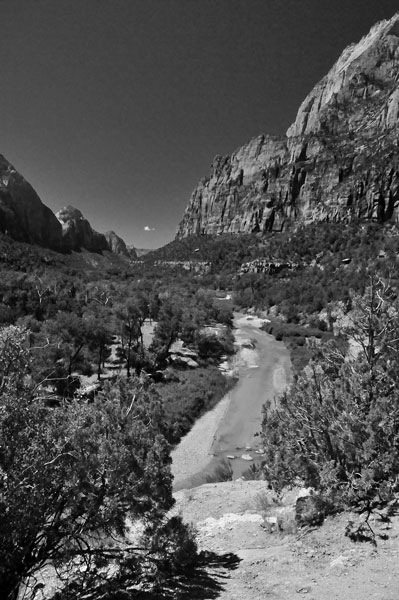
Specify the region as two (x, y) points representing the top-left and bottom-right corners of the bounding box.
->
(56, 206), (109, 253)
(0, 155), (64, 250)
(176, 13), (399, 238)
(104, 230), (136, 257)
(0, 154), (133, 255)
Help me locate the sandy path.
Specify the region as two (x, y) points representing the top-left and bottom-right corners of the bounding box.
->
(171, 314), (292, 490)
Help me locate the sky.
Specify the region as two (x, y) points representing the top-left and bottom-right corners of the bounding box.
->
(0, 0), (398, 249)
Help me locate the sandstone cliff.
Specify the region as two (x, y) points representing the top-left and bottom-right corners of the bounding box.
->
(0, 155), (133, 255)
(176, 14), (399, 238)
(56, 206), (110, 253)
(104, 230), (136, 257)
(0, 155), (64, 250)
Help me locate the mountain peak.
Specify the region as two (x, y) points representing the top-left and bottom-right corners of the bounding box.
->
(287, 13), (399, 139)
(176, 13), (399, 239)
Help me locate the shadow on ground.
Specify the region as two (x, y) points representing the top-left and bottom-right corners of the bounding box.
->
(138, 551), (241, 599)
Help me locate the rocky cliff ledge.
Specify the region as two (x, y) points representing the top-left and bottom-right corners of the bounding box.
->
(176, 14), (399, 238)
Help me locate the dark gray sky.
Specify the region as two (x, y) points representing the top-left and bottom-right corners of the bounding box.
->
(1, 0), (398, 248)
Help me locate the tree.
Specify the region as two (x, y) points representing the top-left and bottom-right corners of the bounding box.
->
(115, 296), (149, 377)
(150, 300), (182, 367)
(83, 304), (113, 380)
(261, 277), (399, 511)
(0, 329), (197, 599)
(32, 312), (91, 397)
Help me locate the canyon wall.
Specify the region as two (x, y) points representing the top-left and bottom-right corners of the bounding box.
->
(176, 14), (399, 238)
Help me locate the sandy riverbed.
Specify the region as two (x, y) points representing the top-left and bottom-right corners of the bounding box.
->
(171, 314), (292, 490)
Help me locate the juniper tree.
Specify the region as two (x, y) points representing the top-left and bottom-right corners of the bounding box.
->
(261, 277), (399, 510)
(0, 327), (197, 600)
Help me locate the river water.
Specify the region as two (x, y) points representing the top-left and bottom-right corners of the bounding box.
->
(172, 314), (292, 490)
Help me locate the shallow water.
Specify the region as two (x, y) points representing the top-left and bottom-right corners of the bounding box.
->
(209, 317), (292, 479)
(172, 314), (292, 490)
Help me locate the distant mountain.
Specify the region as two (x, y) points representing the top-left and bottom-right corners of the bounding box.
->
(104, 230), (137, 258)
(176, 13), (399, 237)
(0, 154), (65, 251)
(134, 248), (152, 257)
(0, 155), (134, 255)
(56, 206), (109, 253)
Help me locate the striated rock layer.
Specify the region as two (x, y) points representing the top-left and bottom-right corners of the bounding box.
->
(176, 13), (399, 238)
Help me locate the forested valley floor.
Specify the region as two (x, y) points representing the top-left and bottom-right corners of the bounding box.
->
(2, 221), (399, 598)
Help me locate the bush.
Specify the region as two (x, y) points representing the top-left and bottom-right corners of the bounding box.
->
(261, 278), (399, 513)
(205, 459), (233, 483)
(156, 367), (235, 445)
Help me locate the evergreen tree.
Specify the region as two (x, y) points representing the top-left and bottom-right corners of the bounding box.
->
(261, 277), (399, 510)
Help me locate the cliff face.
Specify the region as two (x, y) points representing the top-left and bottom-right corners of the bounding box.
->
(104, 230), (136, 258)
(0, 156), (133, 255)
(0, 155), (64, 250)
(56, 206), (110, 253)
(176, 14), (399, 238)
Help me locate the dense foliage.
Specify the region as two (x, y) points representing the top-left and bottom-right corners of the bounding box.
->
(2, 218), (399, 595)
(0, 327), (198, 600)
(261, 277), (399, 514)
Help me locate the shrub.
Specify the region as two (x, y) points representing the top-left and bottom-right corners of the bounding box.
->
(261, 278), (399, 513)
(205, 459), (233, 483)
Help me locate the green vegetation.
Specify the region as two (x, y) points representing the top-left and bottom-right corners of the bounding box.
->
(260, 277), (399, 536)
(158, 367), (235, 445)
(0, 327), (198, 599)
(0, 232), (240, 599)
(3, 216), (399, 596)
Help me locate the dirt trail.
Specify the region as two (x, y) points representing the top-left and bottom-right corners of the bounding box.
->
(174, 481), (399, 600)
(171, 314), (292, 490)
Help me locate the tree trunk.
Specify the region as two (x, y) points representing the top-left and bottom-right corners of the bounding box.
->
(97, 345), (103, 381)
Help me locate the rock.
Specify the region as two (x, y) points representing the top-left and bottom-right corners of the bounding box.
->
(0, 154), (64, 250)
(330, 555), (350, 569)
(176, 13), (399, 239)
(241, 454), (253, 461)
(104, 230), (135, 257)
(56, 206), (109, 253)
(170, 355), (199, 368)
(296, 586), (312, 594)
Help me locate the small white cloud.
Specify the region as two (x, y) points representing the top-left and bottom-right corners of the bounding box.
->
(144, 226), (156, 231)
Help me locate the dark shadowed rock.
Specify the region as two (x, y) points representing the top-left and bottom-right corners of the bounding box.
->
(176, 13), (399, 238)
(56, 206), (109, 253)
(0, 155), (64, 251)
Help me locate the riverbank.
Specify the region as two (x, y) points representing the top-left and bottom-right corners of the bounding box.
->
(171, 313), (292, 490)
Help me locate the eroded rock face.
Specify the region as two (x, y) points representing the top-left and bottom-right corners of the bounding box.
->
(176, 13), (399, 238)
(0, 155), (64, 250)
(104, 230), (136, 257)
(0, 155), (134, 255)
(56, 206), (109, 253)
